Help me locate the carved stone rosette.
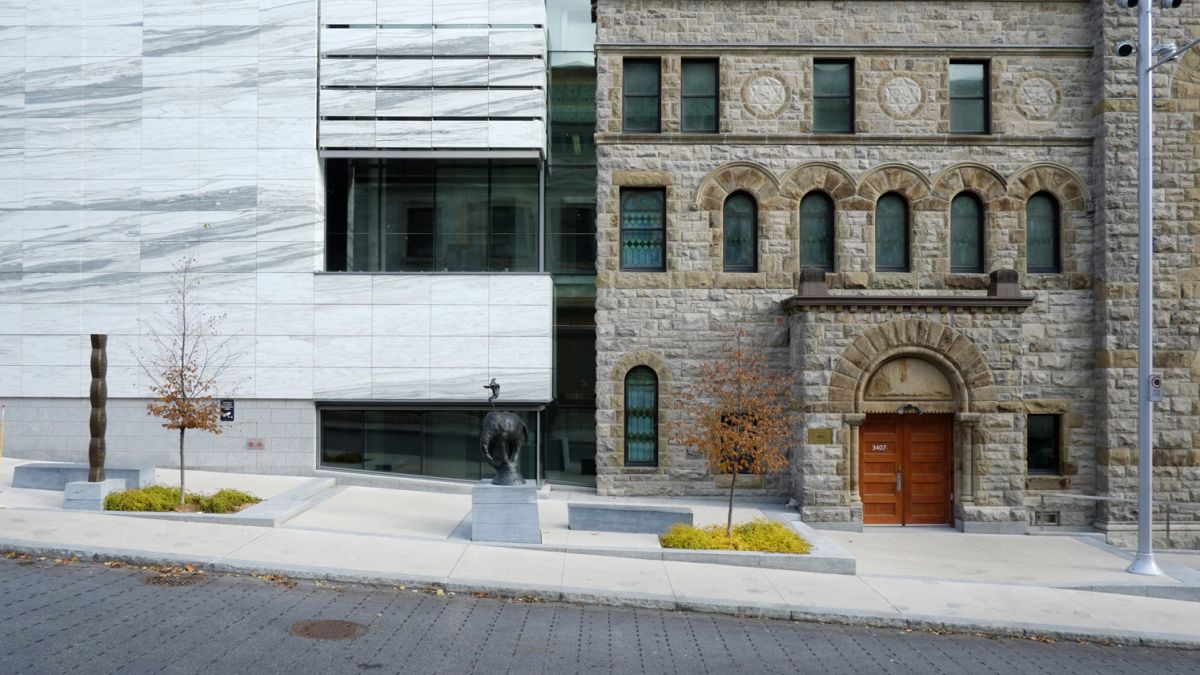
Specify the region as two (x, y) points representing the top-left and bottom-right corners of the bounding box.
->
(88, 334), (107, 482)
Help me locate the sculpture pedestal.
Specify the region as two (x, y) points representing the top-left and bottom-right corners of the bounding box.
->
(471, 481), (541, 544)
(63, 479), (125, 511)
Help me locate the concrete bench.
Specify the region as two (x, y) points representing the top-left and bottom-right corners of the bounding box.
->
(13, 463), (155, 491)
(568, 503), (693, 536)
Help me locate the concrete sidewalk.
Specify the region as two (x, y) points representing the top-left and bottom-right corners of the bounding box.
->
(1, 459), (1199, 648)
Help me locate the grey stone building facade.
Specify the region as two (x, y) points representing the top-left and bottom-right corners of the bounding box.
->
(592, 0), (1200, 544)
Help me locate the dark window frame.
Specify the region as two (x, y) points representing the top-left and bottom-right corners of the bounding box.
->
(619, 187), (667, 271)
(722, 191), (758, 273)
(812, 59), (855, 134)
(681, 58), (720, 133)
(1026, 414), (1063, 476)
(623, 58), (661, 133)
(949, 60), (990, 134)
(799, 190), (836, 272)
(1026, 191), (1062, 273)
(623, 366), (660, 467)
(874, 192), (910, 273)
(950, 191), (985, 274)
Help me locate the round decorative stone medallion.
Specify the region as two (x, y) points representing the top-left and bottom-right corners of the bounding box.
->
(1015, 74), (1061, 120)
(878, 75), (925, 120)
(741, 72), (790, 119)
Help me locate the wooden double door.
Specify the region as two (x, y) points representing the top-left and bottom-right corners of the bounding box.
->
(860, 414), (953, 526)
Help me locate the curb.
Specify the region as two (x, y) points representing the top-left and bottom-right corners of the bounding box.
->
(3, 538), (1198, 651)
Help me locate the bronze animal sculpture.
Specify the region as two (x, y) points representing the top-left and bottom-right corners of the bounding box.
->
(480, 410), (527, 485)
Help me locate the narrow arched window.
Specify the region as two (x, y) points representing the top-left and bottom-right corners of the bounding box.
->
(800, 191), (835, 271)
(875, 193), (909, 272)
(723, 192), (757, 272)
(624, 366), (659, 466)
(1027, 192), (1061, 273)
(950, 193), (984, 273)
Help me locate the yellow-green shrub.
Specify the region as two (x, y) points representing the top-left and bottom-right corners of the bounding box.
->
(104, 486), (260, 514)
(197, 488), (261, 514)
(660, 519), (811, 554)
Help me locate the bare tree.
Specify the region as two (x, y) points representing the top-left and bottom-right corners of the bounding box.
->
(674, 333), (792, 538)
(139, 257), (241, 507)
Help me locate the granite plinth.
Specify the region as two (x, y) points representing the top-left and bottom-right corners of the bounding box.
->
(568, 503), (693, 535)
(13, 464), (155, 491)
(471, 482), (541, 544)
(63, 479), (126, 511)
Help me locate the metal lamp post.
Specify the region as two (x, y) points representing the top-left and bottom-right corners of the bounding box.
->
(1122, 0), (1199, 577)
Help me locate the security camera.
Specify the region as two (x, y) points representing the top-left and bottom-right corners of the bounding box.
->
(1114, 0), (1138, 7)
(1161, 0), (1183, 9)
(1114, 41), (1136, 57)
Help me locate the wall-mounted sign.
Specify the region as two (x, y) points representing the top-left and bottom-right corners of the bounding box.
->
(870, 443), (890, 453)
(220, 399), (235, 422)
(807, 428), (833, 444)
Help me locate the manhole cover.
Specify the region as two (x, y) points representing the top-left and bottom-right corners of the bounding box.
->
(143, 574), (204, 587)
(290, 620), (368, 641)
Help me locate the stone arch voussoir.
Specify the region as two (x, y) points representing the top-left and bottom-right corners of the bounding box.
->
(856, 163), (931, 210)
(694, 161), (782, 212)
(1008, 162), (1090, 212)
(930, 162), (1010, 210)
(779, 161), (858, 206)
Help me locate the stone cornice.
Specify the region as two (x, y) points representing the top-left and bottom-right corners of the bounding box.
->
(597, 44), (1092, 58)
(596, 133), (1093, 147)
(781, 294), (1034, 314)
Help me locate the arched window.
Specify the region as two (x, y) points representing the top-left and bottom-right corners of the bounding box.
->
(800, 191), (835, 271)
(1027, 192), (1061, 273)
(875, 193), (909, 272)
(624, 366), (659, 466)
(723, 192), (757, 272)
(950, 192), (984, 273)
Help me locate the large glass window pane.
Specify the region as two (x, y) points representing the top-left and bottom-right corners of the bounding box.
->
(364, 411), (423, 475)
(800, 192), (835, 271)
(489, 162), (539, 272)
(321, 410), (364, 469)
(544, 276), (597, 486)
(813, 60), (853, 133)
(547, 0), (596, 53)
(681, 60), (718, 133)
(949, 62), (988, 134)
(546, 166), (597, 274)
(1027, 193), (1060, 273)
(950, 193), (984, 273)
(682, 99), (717, 133)
(723, 192), (756, 271)
(1027, 414), (1061, 474)
(624, 366), (658, 466)
(623, 59), (660, 132)
(620, 189), (665, 270)
(875, 193), (909, 272)
(548, 64), (596, 166)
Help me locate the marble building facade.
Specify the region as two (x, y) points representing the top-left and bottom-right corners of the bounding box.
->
(592, 0), (1200, 544)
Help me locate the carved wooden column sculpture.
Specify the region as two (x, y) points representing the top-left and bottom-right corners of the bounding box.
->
(88, 334), (107, 482)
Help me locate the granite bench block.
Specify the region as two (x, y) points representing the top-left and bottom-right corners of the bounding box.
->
(568, 503), (693, 535)
(13, 464), (155, 491)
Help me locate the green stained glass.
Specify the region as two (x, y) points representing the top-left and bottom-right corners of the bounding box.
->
(813, 60), (853, 133)
(800, 192), (834, 271)
(625, 366), (658, 465)
(1027, 193), (1060, 272)
(875, 193), (908, 272)
(950, 193), (984, 273)
(723, 193), (756, 271)
(620, 189), (665, 270)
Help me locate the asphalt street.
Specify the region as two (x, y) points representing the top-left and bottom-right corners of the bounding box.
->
(1, 555), (1196, 675)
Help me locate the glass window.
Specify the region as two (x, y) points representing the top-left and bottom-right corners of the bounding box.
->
(325, 159), (539, 273)
(1027, 192), (1061, 273)
(1027, 414), (1061, 475)
(624, 366), (658, 466)
(623, 59), (660, 132)
(813, 60), (854, 133)
(723, 192), (757, 272)
(544, 276), (597, 486)
(620, 188), (666, 270)
(950, 193), (984, 273)
(875, 193), (909, 272)
(681, 59), (719, 133)
(949, 61), (988, 134)
(800, 191), (835, 271)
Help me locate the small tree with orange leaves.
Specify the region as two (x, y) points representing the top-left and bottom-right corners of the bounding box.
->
(674, 333), (792, 538)
(140, 258), (241, 507)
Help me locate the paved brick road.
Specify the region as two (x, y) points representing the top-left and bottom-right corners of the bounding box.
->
(1, 556), (1196, 674)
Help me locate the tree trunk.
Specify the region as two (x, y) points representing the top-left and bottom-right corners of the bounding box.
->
(178, 427), (186, 507)
(726, 473), (737, 539)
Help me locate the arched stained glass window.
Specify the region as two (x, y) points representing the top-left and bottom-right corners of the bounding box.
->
(800, 191), (835, 271)
(875, 193), (909, 272)
(624, 366), (658, 466)
(1027, 192), (1061, 273)
(950, 193), (984, 273)
(723, 192), (757, 272)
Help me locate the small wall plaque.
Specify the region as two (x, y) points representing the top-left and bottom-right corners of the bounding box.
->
(807, 428), (834, 444)
(246, 438), (265, 451)
(219, 399), (235, 422)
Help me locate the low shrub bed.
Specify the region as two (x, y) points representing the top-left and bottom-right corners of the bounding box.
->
(659, 519), (811, 554)
(104, 486), (261, 514)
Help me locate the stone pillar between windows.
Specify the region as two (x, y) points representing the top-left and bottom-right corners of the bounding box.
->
(955, 412), (981, 504)
(844, 413), (867, 507)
